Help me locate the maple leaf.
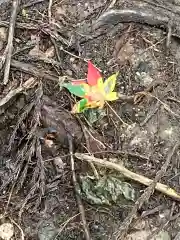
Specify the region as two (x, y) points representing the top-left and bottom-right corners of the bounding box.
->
(63, 61), (119, 113)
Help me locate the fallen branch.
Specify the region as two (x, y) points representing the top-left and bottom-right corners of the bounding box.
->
(93, 8), (180, 39)
(67, 135), (91, 240)
(3, 0), (20, 84)
(11, 59), (59, 82)
(75, 151), (180, 201)
(0, 77), (37, 107)
(114, 143), (179, 239)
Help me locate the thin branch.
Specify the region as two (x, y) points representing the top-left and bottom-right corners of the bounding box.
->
(0, 77), (37, 107)
(11, 59), (59, 82)
(67, 135), (91, 240)
(75, 150), (180, 201)
(3, 0), (20, 84)
(48, 0), (53, 23)
(105, 101), (128, 126)
(117, 143), (178, 239)
(9, 217), (24, 240)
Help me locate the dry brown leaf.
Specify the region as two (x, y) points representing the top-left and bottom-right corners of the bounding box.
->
(53, 156), (66, 172)
(116, 41), (134, 64)
(113, 34), (128, 59)
(54, 6), (66, 21)
(28, 45), (44, 58)
(0, 27), (7, 42)
(45, 46), (55, 58)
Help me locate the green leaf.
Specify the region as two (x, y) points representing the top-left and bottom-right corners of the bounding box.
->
(73, 98), (89, 113)
(80, 175), (136, 205)
(103, 72), (118, 94)
(63, 83), (86, 97)
(84, 108), (106, 124)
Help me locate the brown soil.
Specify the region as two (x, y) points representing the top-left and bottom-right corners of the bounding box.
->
(1, 0), (180, 239)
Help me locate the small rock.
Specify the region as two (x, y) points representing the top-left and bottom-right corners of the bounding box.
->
(0, 223), (14, 240)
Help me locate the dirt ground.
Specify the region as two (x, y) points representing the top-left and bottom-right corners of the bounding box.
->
(1, 0), (180, 239)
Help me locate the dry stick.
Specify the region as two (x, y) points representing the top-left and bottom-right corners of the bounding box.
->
(115, 143), (179, 239)
(105, 101), (128, 126)
(67, 135), (91, 240)
(48, 0), (53, 22)
(76, 145), (179, 239)
(0, 77), (37, 107)
(3, 0), (20, 85)
(9, 217), (25, 240)
(75, 147), (180, 201)
(76, 116), (99, 179)
(11, 59), (59, 82)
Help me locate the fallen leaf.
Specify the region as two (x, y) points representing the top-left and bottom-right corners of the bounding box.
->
(84, 108), (106, 124)
(53, 157), (66, 173)
(0, 27), (7, 41)
(80, 175), (136, 205)
(115, 41), (134, 64)
(22, 8), (28, 18)
(45, 46), (55, 58)
(155, 231), (171, 240)
(126, 230), (152, 240)
(54, 6), (66, 22)
(0, 223), (14, 240)
(28, 45), (44, 58)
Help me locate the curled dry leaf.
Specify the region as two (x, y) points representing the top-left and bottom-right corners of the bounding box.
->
(53, 156), (66, 173)
(28, 45), (45, 58)
(45, 46), (55, 58)
(0, 223), (14, 240)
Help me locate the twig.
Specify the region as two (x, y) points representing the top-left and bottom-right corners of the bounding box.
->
(76, 116), (99, 179)
(166, 19), (172, 48)
(11, 59), (59, 82)
(0, 77), (37, 107)
(0, 20), (38, 30)
(67, 135), (91, 240)
(75, 149), (180, 201)
(9, 217), (24, 240)
(105, 101), (128, 126)
(114, 143), (179, 239)
(48, 0), (53, 23)
(107, 0), (117, 10)
(55, 209), (91, 239)
(3, 0), (20, 85)
(60, 47), (88, 62)
(3, 183), (15, 216)
(23, 0), (44, 8)
(147, 202), (176, 240)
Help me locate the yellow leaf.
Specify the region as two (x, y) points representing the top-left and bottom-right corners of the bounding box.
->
(105, 92), (119, 101)
(103, 72), (118, 94)
(97, 77), (104, 92)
